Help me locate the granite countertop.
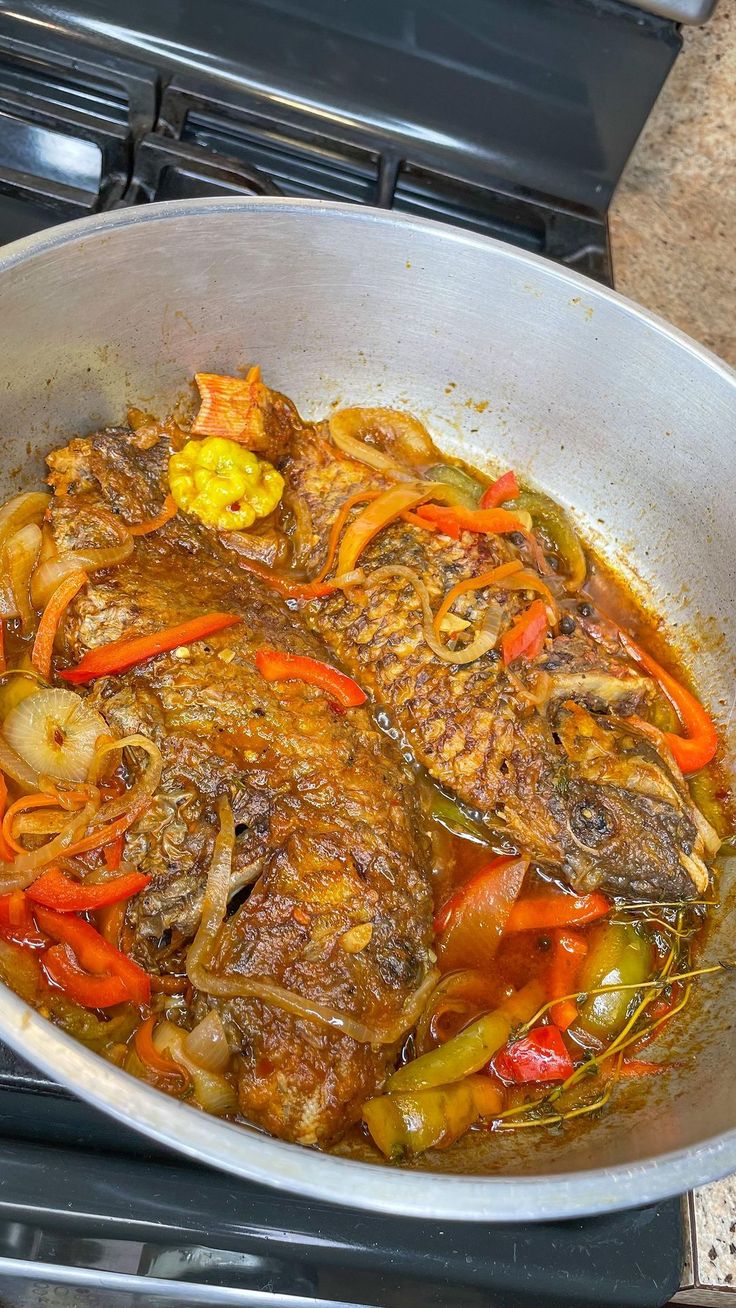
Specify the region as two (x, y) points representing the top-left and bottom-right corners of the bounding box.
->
(610, 0), (735, 368)
(611, 5), (736, 1302)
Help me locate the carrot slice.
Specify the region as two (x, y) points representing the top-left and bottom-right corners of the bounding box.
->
(135, 1015), (189, 1082)
(233, 556), (337, 600)
(2, 794), (66, 855)
(128, 494), (177, 537)
(314, 490), (381, 583)
(401, 509), (438, 531)
(548, 929), (588, 1030)
(433, 561), (523, 639)
(235, 490), (382, 600)
(505, 892), (611, 933)
(416, 503), (527, 538)
(31, 570), (88, 681)
(57, 794), (152, 862)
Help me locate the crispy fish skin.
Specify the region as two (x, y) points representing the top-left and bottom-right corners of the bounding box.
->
(46, 428), (434, 1146)
(271, 413), (715, 900)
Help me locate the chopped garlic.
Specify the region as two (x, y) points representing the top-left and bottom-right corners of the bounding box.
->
(439, 613), (471, 635)
(340, 923), (373, 953)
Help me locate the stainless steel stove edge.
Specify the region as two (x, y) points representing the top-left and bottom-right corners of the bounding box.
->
(622, 0), (716, 23)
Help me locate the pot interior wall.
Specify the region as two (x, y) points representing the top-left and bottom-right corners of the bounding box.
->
(0, 198), (734, 1181)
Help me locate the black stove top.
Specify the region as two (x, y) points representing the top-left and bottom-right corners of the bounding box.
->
(0, 1), (692, 1302)
(0, 0), (684, 284)
(0, 1045), (682, 1308)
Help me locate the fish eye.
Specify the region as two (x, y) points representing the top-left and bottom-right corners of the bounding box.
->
(570, 798), (616, 846)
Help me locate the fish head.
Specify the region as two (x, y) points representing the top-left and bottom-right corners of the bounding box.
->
(553, 702), (716, 900)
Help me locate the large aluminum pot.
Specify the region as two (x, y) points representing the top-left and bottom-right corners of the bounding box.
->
(0, 198), (733, 1222)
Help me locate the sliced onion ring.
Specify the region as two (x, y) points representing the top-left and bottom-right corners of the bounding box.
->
(3, 688), (107, 783)
(153, 1019), (237, 1116)
(0, 798), (99, 889)
(0, 732), (41, 790)
(0, 493), (51, 548)
(329, 407), (435, 475)
(6, 524), (42, 634)
(86, 734), (164, 825)
(182, 1010), (231, 1072)
(31, 506), (133, 609)
(348, 565), (501, 666)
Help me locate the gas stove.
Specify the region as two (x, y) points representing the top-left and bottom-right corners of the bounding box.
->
(0, 1), (712, 1303)
(0, 0), (693, 283)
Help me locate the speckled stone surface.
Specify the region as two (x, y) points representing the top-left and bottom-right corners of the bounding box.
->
(615, 13), (736, 1301)
(675, 1178), (736, 1302)
(610, 0), (736, 367)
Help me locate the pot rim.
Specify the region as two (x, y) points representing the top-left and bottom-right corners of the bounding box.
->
(0, 195), (734, 1221)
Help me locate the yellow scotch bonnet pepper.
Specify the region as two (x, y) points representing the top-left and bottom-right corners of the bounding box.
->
(168, 435), (284, 531)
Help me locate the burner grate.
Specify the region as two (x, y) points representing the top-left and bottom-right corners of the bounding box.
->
(144, 75), (611, 281)
(0, 28), (157, 233)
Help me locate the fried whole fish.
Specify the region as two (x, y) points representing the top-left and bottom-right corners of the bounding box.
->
(249, 396), (718, 902)
(45, 427), (435, 1146)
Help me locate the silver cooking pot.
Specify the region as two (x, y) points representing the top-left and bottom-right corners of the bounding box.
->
(0, 198), (733, 1221)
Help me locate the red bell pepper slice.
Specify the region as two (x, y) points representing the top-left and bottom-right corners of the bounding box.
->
(27, 868), (150, 913)
(103, 836), (125, 871)
(480, 470), (519, 509)
(33, 906), (150, 1005)
(501, 599), (548, 665)
(255, 647), (367, 708)
(0, 890), (46, 947)
(618, 631), (717, 774)
(416, 503), (527, 539)
(233, 554), (337, 600)
(505, 891), (611, 933)
(494, 1024), (574, 1084)
(42, 943), (131, 1008)
(433, 856), (528, 971)
(60, 612), (241, 684)
(547, 928), (588, 1031)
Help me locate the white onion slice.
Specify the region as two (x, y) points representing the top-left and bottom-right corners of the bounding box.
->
(31, 541), (133, 609)
(153, 1019), (237, 1116)
(182, 1010), (231, 1072)
(6, 524), (42, 634)
(0, 493), (51, 548)
(3, 688), (107, 783)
